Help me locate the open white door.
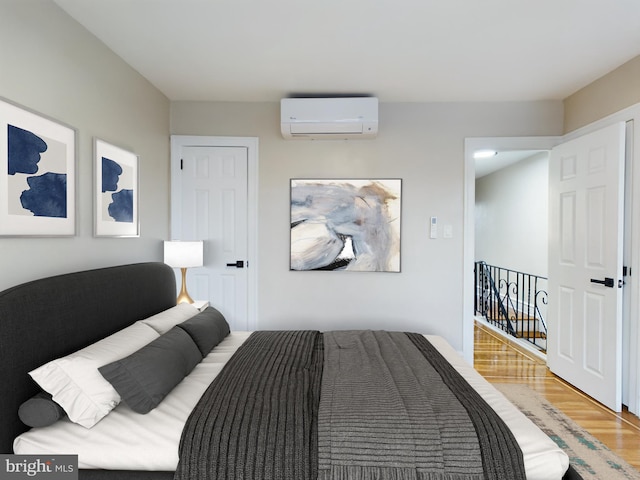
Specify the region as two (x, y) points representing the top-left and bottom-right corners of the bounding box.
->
(547, 122), (626, 412)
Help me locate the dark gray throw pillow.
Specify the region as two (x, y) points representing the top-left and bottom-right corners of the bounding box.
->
(99, 326), (202, 414)
(177, 306), (230, 357)
(18, 391), (66, 427)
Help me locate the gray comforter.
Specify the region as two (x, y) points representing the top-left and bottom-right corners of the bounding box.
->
(175, 330), (525, 480)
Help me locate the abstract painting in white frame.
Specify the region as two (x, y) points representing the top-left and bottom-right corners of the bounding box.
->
(94, 138), (139, 237)
(290, 178), (401, 272)
(0, 97), (76, 236)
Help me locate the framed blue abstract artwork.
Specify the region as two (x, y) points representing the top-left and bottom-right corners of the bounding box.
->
(94, 138), (139, 237)
(290, 178), (401, 272)
(0, 98), (76, 236)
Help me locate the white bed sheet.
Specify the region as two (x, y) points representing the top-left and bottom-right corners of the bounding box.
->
(14, 333), (569, 479)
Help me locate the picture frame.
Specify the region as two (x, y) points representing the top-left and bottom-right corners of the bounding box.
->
(0, 97), (76, 236)
(290, 178), (402, 272)
(94, 138), (139, 237)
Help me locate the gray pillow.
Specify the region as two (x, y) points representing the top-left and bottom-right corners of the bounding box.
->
(99, 326), (202, 414)
(18, 391), (66, 427)
(177, 306), (230, 357)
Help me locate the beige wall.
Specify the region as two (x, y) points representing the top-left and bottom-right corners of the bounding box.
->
(0, 1), (171, 291)
(171, 100), (563, 350)
(564, 55), (640, 133)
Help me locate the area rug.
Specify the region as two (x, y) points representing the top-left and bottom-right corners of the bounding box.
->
(494, 383), (640, 480)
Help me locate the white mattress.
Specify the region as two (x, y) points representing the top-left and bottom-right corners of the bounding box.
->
(14, 333), (569, 479)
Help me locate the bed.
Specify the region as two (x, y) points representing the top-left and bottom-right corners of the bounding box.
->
(0, 262), (577, 480)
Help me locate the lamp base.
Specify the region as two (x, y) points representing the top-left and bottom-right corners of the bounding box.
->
(176, 267), (194, 304)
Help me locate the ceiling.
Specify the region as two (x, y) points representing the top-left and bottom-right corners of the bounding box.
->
(52, 0), (640, 103)
(474, 150), (547, 179)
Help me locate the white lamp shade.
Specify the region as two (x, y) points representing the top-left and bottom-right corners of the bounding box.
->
(164, 241), (203, 268)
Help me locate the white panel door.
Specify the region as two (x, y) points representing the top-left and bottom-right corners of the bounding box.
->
(547, 122), (626, 412)
(178, 146), (249, 330)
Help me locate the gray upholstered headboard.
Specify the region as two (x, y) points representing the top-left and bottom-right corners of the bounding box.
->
(0, 262), (176, 455)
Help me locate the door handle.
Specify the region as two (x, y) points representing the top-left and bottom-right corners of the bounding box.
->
(590, 277), (614, 288)
(226, 260), (244, 268)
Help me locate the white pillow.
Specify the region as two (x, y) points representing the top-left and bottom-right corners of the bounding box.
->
(140, 303), (198, 334)
(29, 322), (159, 428)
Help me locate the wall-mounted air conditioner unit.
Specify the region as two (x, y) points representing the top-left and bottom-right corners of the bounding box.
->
(280, 97), (378, 139)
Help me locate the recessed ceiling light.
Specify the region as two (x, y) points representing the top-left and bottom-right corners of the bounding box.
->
(473, 150), (498, 159)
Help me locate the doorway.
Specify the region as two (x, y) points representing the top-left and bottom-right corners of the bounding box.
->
(463, 136), (559, 365)
(474, 149), (550, 352)
(464, 118), (639, 415)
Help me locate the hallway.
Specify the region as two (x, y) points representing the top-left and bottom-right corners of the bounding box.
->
(474, 322), (640, 470)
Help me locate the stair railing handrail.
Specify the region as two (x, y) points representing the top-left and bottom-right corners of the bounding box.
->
(534, 287), (548, 333)
(474, 261), (548, 351)
(476, 262), (517, 336)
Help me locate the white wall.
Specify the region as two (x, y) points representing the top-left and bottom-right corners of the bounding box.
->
(0, 1), (170, 292)
(475, 152), (549, 277)
(171, 101), (563, 351)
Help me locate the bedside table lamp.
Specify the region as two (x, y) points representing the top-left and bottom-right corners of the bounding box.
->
(163, 240), (203, 304)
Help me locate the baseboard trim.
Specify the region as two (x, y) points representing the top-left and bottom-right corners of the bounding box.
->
(474, 316), (546, 362)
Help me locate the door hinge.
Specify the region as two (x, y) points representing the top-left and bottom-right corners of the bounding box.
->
(623, 265), (631, 276)
(180, 159), (184, 170)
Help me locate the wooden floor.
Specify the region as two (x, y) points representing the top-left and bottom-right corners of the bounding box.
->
(474, 322), (640, 470)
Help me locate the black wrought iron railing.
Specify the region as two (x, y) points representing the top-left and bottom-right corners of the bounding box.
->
(474, 261), (548, 351)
